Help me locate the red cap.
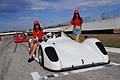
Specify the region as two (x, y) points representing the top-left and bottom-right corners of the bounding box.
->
(34, 20), (40, 26)
(74, 9), (79, 14)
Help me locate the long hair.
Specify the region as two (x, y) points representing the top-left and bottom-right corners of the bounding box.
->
(72, 13), (81, 21)
(33, 24), (42, 32)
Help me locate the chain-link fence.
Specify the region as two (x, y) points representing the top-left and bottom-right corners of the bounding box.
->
(84, 8), (120, 23)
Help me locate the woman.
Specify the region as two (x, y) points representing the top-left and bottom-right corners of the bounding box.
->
(65, 9), (83, 41)
(28, 20), (44, 63)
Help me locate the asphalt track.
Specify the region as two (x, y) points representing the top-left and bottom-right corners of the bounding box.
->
(0, 38), (120, 80)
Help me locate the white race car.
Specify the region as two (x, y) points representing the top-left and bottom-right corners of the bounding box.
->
(33, 31), (110, 71)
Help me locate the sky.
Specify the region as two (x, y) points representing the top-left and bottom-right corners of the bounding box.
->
(0, 0), (120, 32)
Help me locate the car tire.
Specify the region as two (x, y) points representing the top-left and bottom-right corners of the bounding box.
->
(38, 45), (44, 66)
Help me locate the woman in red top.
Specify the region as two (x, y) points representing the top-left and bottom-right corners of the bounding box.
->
(28, 20), (44, 62)
(65, 9), (83, 41)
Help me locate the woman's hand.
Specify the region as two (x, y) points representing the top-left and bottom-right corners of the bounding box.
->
(63, 26), (69, 30)
(36, 37), (39, 41)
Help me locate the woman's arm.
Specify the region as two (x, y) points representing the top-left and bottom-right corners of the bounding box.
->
(63, 19), (74, 30)
(64, 24), (72, 30)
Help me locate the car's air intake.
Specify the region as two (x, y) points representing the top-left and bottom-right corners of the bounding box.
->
(96, 42), (108, 55)
(45, 47), (59, 62)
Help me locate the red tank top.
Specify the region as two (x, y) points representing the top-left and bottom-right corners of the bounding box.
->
(32, 29), (43, 39)
(71, 17), (83, 27)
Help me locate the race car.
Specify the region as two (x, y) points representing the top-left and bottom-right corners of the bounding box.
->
(32, 31), (110, 71)
(14, 33), (29, 43)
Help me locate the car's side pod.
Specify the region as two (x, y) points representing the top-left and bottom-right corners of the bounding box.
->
(83, 38), (108, 55)
(95, 42), (108, 55)
(45, 46), (59, 62)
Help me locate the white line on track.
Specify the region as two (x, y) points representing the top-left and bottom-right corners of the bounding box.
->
(70, 62), (120, 74)
(71, 66), (104, 74)
(105, 47), (120, 53)
(31, 72), (41, 80)
(30, 62), (120, 80)
(110, 62), (120, 66)
(53, 73), (59, 77)
(62, 72), (69, 75)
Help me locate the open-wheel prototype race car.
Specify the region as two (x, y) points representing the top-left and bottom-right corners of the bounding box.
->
(32, 31), (110, 71)
(14, 32), (29, 43)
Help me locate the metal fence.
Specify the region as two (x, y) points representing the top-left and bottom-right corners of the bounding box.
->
(84, 8), (120, 23)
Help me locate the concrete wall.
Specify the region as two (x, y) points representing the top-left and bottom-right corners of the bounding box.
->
(82, 17), (120, 30)
(44, 17), (120, 32)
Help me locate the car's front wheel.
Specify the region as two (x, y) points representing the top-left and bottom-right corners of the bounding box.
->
(38, 45), (44, 66)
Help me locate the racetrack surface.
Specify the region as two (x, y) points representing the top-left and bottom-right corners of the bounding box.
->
(0, 38), (120, 80)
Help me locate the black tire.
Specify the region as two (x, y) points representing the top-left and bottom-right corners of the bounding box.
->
(38, 45), (44, 66)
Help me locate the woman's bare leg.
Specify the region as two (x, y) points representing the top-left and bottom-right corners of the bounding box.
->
(30, 43), (38, 58)
(75, 34), (80, 41)
(29, 42), (34, 55)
